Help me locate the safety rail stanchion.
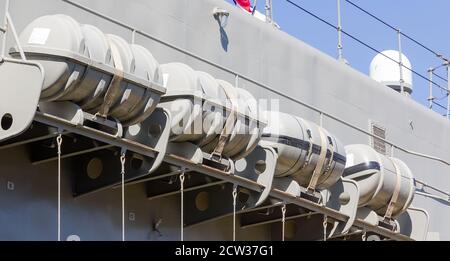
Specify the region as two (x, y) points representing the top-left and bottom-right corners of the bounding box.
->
(447, 64), (450, 119)
(1, 0), (10, 57)
(428, 68), (434, 109)
(397, 29), (405, 94)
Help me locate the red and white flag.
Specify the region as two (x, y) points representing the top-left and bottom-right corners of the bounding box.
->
(235, 0), (252, 13)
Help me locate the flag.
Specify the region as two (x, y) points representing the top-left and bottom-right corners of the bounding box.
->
(235, 0), (252, 13)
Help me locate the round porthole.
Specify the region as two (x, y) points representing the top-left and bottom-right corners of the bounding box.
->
(87, 158), (103, 180)
(1, 113), (13, 130)
(195, 191), (210, 211)
(148, 124), (162, 138)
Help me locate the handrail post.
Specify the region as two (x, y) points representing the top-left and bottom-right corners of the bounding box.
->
(1, 0), (10, 57)
(397, 29), (405, 95)
(336, 0), (344, 61)
(447, 63), (450, 119)
(265, 0), (273, 24)
(428, 68), (434, 109)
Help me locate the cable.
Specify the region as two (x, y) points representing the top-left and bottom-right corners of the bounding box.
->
(120, 152), (126, 242)
(432, 71), (448, 83)
(286, 0), (337, 30)
(232, 185), (238, 241)
(179, 170), (185, 241)
(432, 100), (447, 110)
(285, 0), (448, 93)
(323, 214), (328, 241)
(344, 0), (396, 31)
(56, 133), (63, 242)
(281, 204), (286, 241)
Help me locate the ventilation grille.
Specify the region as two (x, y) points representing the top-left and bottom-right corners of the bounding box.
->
(371, 123), (387, 155)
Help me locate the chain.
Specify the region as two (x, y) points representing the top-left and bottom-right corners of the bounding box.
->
(180, 169), (185, 241)
(323, 215), (328, 241)
(120, 152), (126, 242)
(362, 230), (367, 241)
(56, 133), (62, 242)
(232, 184), (238, 241)
(281, 204), (287, 241)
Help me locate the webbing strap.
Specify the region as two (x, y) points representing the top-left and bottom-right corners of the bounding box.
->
(384, 158), (402, 220)
(307, 128), (328, 192)
(97, 43), (124, 118)
(298, 119), (313, 171)
(324, 136), (335, 175)
(211, 85), (238, 161)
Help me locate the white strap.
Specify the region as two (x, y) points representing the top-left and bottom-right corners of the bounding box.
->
(324, 135), (335, 175)
(110, 42), (124, 72)
(384, 158), (402, 219)
(211, 85), (238, 160)
(307, 128), (328, 191)
(97, 42), (125, 118)
(299, 118), (314, 171)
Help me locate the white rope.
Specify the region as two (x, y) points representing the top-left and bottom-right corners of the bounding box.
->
(56, 133), (62, 242)
(323, 214), (328, 241)
(281, 204), (287, 241)
(120, 152), (126, 242)
(179, 170), (185, 241)
(362, 230), (367, 241)
(232, 184), (238, 241)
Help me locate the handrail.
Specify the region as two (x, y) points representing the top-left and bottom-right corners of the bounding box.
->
(285, 0), (448, 93)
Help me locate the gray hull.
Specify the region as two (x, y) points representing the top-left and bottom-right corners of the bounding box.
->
(0, 0), (448, 240)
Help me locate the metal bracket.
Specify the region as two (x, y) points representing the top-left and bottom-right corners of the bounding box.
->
(145, 146), (230, 201)
(240, 203), (317, 229)
(166, 142), (204, 165)
(72, 108), (171, 196)
(397, 206), (430, 241)
(0, 58), (44, 142)
(121, 107), (171, 184)
(326, 178), (359, 237)
(27, 102), (121, 164)
(146, 168), (226, 200)
(181, 145), (277, 227)
(355, 207), (379, 227)
(234, 145), (277, 207)
(0, 122), (60, 150)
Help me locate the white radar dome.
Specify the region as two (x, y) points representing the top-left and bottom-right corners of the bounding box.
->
(369, 50), (412, 94)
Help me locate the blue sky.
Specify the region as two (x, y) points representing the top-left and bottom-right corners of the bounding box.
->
(225, 0), (450, 116)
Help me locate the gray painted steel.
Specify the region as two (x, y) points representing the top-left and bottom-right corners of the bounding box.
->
(0, 0), (448, 240)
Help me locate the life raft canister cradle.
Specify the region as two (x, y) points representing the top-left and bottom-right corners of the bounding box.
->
(0, 13), (428, 241)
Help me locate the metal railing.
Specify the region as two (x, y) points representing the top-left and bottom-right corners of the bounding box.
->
(284, 0), (450, 118)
